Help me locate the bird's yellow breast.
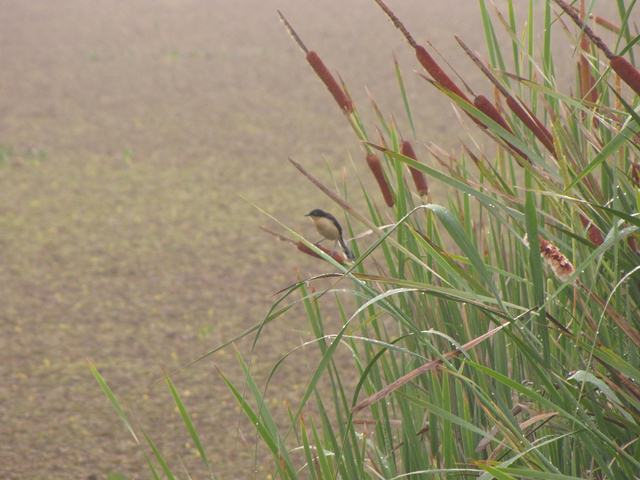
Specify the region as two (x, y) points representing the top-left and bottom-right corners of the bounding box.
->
(311, 216), (340, 241)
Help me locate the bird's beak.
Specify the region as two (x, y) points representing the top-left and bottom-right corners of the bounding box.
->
(304, 213), (311, 217)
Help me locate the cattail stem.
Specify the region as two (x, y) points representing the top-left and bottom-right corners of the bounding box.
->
(578, 2), (598, 103)
(366, 153), (395, 207)
(579, 55), (598, 103)
(277, 10), (308, 54)
(372, 0), (471, 104)
(372, 0), (417, 48)
(554, 0), (615, 59)
(567, 3), (620, 33)
(401, 141), (429, 197)
(555, 0), (640, 96)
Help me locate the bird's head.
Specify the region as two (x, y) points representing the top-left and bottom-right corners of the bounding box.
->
(305, 209), (329, 219)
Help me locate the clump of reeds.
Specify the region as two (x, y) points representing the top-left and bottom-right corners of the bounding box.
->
(222, 4), (640, 478)
(94, 2), (640, 479)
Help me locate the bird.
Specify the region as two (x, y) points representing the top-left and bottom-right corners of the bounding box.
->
(305, 208), (355, 261)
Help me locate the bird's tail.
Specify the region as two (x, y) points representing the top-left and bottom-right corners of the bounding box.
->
(339, 237), (355, 261)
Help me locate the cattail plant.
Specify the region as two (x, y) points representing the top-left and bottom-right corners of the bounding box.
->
(372, 0), (470, 104)
(277, 11), (353, 114)
(365, 152), (394, 207)
(401, 140), (428, 198)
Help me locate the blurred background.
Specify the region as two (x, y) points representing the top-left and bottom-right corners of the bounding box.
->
(0, 0), (619, 478)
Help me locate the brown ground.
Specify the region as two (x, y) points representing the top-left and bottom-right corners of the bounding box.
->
(0, 1), (619, 478)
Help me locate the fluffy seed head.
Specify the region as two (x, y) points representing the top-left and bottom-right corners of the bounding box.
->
(539, 238), (575, 283)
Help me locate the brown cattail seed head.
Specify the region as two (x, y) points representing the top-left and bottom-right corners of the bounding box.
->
(579, 214), (604, 246)
(401, 140), (429, 197)
(506, 97), (556, 156)
(474, 95), (512, 132)
(610, 56), (640, 96)
(414, 45), (470, 103)
(539, 238), (575, 283)
(296, 241), (347, 264)
(366, 153), (395, 207)
(474, 95), (529, 161)
(306, 51), (353, 113)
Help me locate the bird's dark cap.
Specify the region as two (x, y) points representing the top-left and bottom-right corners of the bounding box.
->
(305, 208), (329, 218)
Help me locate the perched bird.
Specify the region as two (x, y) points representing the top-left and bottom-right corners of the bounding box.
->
(305, 209), (354, 260)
